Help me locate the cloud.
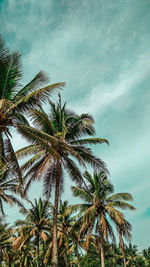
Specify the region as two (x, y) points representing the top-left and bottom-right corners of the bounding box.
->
(2, 0), (148, 101)
(69, 53), (150, 115)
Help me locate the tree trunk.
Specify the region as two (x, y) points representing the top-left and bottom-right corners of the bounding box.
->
(100, 235), (105, 267)
(53, 161), (61, 267)
(37, 231), (40, 267)
(119, 232), (126, 267)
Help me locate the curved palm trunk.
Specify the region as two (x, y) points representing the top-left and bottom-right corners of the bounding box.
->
(100, 235), (105, 267)
(119, 231), (126, 267)
(53, 161), (61, 267)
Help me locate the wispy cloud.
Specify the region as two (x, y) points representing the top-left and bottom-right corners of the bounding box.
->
(70, 53), (150, 115)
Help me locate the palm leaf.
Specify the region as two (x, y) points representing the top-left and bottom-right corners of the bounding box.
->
(107, 193), (134, 202)
(108, 201), (135, 210)
(0, 50), (22, 100)
(4, 137), (22, 183)
(13, 70), (50, 101)
(29, 108), (55, 134)
(63, 157), (83, 184)
(20, 151), (45, 172)
(71, 137), (109, 145)
(74, 146), (108, 172)
(72, 186), (93, 202)
(16, 145), (39, 159)
(13, 82), (65, 113)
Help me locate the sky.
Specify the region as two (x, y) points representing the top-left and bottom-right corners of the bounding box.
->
(1, 0), (150, 250)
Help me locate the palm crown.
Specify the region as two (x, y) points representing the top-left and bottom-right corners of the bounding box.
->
(0, 35), (64, 182)
(16, 95), (108, 198)
(71, 170), (135, 267)
(0, 163), (24, 214)
(16, 94), (108, 266)
(13, 198), (51, 266)
(72, 171), (135, 240)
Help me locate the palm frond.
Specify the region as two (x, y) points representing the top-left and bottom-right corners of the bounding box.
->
(105, 206), (124, 225)
(14, 82), (65, 112)
(68, 204), (92, 215)
(13, 70), (50, 101)
(29, 108), (55, 134)
(16, 145), (39, 159)
(43, 161), (64, 199)
(83, 171), (94, 185)
(0, 49), (22, 100)
(6, 195), (25, 210)
(108, 201), (135, 210)
(107, 193), (134, 202)
(23, 156), (49, 195)
(43, 162), (56, 199)
(10, 112), (29, 125)
(71, 138), (109, 146)
(63, 157), (83, 184)
(17, 124), (59, 147)
(72, 186), (93, 203)
(74, 146), (108, 173)
(4, 137), (22, 183)
(66, 113), (96, 140)
(20, 151), (45, 172)
(0, 35), (9, 62)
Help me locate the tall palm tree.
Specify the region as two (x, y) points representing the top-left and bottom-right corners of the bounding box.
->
(0, 164), (24, 215)
(13, 198), (51, 267)
(0, 35), (64, 181)
(16, 95), (108, 266)
(71, 170), (135, 267)
(117, 219), (132, 267)
(44, 200), (76, 266)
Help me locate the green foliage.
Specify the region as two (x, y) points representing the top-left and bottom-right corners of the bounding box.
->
(0, 34), (64, 185)
(80, 246), (101, 267)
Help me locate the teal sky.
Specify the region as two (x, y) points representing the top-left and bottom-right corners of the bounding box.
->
(1, 0), (150, 250)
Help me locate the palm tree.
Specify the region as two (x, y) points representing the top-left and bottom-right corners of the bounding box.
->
(13, 198), (51, 267)
(44, 200), (76, 266)
(68, 229), (84, 267)
(0, 164), (24, 215)
(71, 170), (135, 267)
(11, 243), (36, 267)
(57, 200), (75, 266)
(143, 247), (150, 265)
(0, 35), (64, 181)
(117, 219), (132, 267)
(16, 95), (108, 267)
(125, 243), (139, 266)
(0, 217), (12, 267)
